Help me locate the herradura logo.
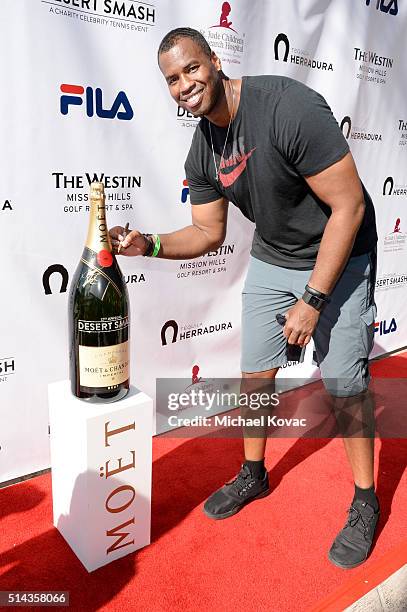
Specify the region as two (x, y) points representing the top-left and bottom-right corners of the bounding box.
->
(273, 33), (333, 71)
(383, 177), (407, 196)
(340, 116), (382, 142)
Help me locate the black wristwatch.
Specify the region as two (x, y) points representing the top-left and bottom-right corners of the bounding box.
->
(302, 284), (329, 312)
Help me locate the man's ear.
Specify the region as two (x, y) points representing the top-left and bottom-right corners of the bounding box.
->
(211, 51), (222, 71)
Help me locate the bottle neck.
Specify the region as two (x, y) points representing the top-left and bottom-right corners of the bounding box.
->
(85, 195), (112, 254)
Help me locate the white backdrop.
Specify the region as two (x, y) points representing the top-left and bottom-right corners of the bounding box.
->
(1, 0), (406, 483)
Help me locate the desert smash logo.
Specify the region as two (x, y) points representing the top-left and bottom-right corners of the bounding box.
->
(376, 273), (407, 291)
(274, 33), (333, 71)
(45, 0), (156, 31)
(0, 357), (15, 384)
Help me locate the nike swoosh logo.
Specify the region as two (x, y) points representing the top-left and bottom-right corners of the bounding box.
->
(219, 147), (256, 188)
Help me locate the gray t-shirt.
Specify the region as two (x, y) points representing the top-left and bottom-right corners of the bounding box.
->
(185, 75), (377, 270)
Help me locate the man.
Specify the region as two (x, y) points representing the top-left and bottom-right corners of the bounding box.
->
(110, 28), (379, 569)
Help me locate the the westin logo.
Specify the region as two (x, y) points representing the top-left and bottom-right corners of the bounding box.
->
(365, 0), (398, 16)
(60, 84), (134, 120)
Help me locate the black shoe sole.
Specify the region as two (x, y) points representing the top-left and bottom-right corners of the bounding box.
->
(327, 549), (370, 570)
(203, 488), (271, 520)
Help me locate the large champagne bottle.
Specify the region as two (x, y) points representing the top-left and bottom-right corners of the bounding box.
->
(69, 182), (130, 402)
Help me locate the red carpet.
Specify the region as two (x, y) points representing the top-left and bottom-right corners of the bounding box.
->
(0, 352), (406, 611)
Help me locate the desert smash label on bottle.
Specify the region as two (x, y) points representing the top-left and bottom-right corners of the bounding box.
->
(79, 341), (129, 388)
(78, 316), (129, 333)
(78, 316), (129, 387)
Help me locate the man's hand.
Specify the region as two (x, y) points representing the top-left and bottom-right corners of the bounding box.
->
(284, 300), (320, 347)
(109, 226), (149, 257)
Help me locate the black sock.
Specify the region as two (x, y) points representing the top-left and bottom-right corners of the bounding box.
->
(353, 484), (379, 512)
(244, 459), (266, 479)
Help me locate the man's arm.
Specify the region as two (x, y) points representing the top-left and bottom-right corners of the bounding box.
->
(284, 151), (366, 346)
(110, 197), (229, 260)
(305, 151), (365, 294)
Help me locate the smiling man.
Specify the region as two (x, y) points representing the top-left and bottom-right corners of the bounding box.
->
(110, 27), (379, 569)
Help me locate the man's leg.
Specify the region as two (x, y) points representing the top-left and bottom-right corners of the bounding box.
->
(311, 250), (379, 568)
(241, 368), (279, 461)
(332, 390), (376, 489)
(327, 391), (379, 569)
(203, 256), (291, 520)
(342, 436), (374, 488)
(202, 368), (279, 520)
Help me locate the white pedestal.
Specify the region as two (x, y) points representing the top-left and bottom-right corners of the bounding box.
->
(48, 381), (153, 572)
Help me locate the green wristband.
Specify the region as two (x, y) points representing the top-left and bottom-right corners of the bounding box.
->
(152, 234), (161, 257)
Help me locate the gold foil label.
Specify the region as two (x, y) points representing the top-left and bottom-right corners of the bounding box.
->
(85, 185), (113, 256)
(79, 341), (129, 388)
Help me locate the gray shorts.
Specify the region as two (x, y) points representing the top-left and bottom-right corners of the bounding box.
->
(241, 251), (377, 397)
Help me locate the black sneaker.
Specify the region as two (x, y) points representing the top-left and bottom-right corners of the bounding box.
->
(203, 463), (270, 520)
(328, 499), (380, 569)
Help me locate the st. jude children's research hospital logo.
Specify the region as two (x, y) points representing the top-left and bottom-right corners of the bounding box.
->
(383, 218), (407, 253)
(202, 2), (245, 66)
(60, 84), (134, 120)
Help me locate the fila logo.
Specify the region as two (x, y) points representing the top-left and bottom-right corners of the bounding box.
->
(60, 84), (134, 120)
(181, 179), (189, 204)
(374, 318), (397, 335)
(366, 0), (398, 16)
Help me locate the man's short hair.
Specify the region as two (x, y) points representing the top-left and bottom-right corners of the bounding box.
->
(157, 27), (212, 62)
